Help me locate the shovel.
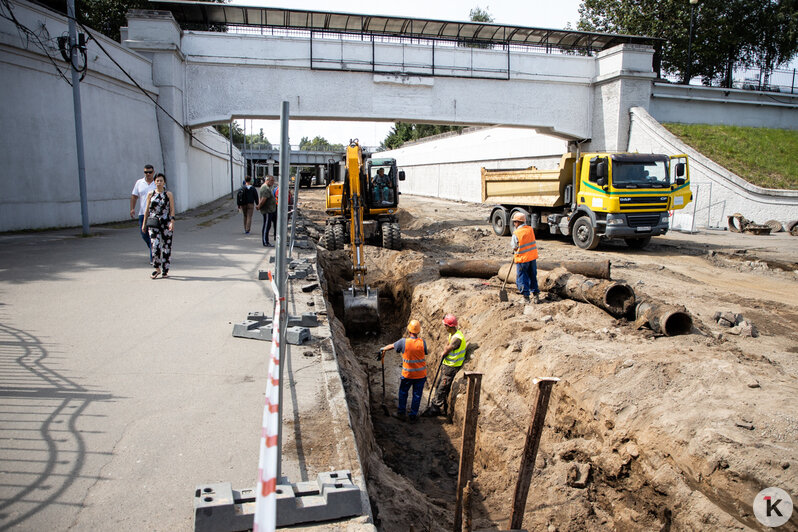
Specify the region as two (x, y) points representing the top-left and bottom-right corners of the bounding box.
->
(375, 350), (390, 416)
(498, 259), (514, 302)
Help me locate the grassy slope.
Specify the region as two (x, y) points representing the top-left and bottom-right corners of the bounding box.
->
(663, 123), (798, 190)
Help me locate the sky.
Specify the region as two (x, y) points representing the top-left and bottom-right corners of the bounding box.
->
(236, 0), (583, 147)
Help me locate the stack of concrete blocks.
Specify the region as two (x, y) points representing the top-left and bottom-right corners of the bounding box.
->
(194, 471), (362, 531)
(232, 312), (319, 344)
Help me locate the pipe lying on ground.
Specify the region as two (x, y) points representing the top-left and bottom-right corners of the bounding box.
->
(540, 268), (634, 318)
(439, 259), (611, 281)
(634, 300), (693, 336)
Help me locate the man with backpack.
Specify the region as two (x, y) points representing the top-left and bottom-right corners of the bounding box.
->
(237, 176), (259, 234)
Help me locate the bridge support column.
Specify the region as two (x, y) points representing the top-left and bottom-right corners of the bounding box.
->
(124, 10), (190, 212)
(590, 44), (656, 152)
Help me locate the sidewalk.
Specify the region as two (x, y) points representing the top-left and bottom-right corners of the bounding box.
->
(0, 197), (370, 531)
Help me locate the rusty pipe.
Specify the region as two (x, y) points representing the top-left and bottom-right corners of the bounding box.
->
(635, 300), (693, 336)
(540, 268), (634, 317)
(439, 260), (611, 280)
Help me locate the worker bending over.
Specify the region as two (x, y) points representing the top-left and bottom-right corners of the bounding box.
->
(425, 313), (467, 417)
(511, 212), (540, 304)
(378, 319), (427, 423)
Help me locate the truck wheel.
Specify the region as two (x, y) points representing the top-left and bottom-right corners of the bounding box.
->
(491, 209), (511, 236)
(624, 237), (651, 249)
(322, 224), (336, 250)
(333, 224), (346, 250)
(572, 217), (600, 250)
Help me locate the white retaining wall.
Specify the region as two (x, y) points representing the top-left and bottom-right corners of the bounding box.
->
(628, 107), (798, 231)
(377, 127), (569, 203)
(0, 0), (243, 231)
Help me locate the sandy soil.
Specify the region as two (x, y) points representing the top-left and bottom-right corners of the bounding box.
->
(300, 187), (798, 531)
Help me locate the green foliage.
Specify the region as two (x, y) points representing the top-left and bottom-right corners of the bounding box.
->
(213, 121), (245, 145)
(577, 0), (798, 86)
(76, 0), (225, 41)
(664, 123), (798, 190)
(469, 6), (494, 22)
(381, 123), (464, 150)
(298, 136), (344, 152)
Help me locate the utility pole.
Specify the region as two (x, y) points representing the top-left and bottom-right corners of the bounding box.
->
(67, 0), (89, 236)
(275, 101), (290, 481)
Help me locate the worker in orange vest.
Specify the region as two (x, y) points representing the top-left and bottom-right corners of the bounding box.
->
(378, 319), (427, 423)
(511, 212), (540, 304)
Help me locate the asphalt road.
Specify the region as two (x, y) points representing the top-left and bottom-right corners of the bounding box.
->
(0, 199), (295, 530)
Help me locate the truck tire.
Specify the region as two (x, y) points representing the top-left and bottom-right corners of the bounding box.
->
(491, 209), (511, 236)
(333, 224), (346, 250)
(624, 236), (651, 250)
(572, 217), (600, 250)
(322, 224), (336, 250)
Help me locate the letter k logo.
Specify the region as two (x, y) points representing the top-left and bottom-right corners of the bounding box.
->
(765, 496), (783, 517)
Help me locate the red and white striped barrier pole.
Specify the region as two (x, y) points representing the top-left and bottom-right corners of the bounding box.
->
(254, 272), (282, 532)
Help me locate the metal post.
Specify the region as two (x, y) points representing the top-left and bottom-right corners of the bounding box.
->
(792, 68), (795, 94)
(289, 158), (301, 259)
(453, 372), (482, 532)
(275, 102), (290, 482)
(686, 0), (698, 84)
(509, 377), (559, 531)
(706, 182), (712, 229)
(229, 120), (235, 198)
(67, 0), (89, 236)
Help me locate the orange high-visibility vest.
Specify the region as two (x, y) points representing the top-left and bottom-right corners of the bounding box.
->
(514, 225), (538, 263)
(402, 337), (427, 379)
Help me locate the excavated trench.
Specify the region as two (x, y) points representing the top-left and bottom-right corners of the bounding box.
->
(301, 202), (789, 531)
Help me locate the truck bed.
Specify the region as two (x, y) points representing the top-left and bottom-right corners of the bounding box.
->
(481, 154), (575, 208)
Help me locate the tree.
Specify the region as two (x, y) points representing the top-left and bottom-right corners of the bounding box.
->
(577, 0), (798, 86)
(213, 121), (245, 145)
(469, 6), (494, 23)
(381, 123), (464, 150)
(299, 136), (344, 151)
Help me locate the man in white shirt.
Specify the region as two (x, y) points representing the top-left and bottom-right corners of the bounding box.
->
(130, 164), (157, 259)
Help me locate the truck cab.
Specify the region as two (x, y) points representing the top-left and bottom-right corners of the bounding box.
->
(568, 153), (690, 249)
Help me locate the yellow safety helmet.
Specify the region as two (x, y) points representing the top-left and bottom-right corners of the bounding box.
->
(407, 319), (421, 334)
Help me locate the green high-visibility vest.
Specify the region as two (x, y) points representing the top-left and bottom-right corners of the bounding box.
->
(443, 330), (466, 367)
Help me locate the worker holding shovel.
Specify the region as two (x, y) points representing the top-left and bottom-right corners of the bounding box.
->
(511, 212), (540, 304)
(377, 319), (428, 423)
(423, 313), (467, 417)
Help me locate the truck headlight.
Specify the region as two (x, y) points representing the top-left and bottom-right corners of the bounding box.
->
(606, 218), (624, 225)
(661, 214), (669, 223)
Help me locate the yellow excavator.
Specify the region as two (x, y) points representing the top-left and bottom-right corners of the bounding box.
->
(324, 140), (404, 331)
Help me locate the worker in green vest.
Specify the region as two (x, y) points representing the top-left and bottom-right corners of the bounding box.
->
(425, 313), (467, 417)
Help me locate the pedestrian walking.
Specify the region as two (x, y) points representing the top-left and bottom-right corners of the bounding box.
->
(130, 164), (156, 259)
(378, 319), (427, 423)
(511, 212), (540, 304)
(142, 173), (175, 279)
(237, 175), (259, 234)
(424, 313), (467, 417)
(257, 175), (277, 247)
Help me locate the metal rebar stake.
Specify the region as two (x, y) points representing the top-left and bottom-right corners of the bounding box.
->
(453, 372), (482, 532)
(509, 377), (559, 531)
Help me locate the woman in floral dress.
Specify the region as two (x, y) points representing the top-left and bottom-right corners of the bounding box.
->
(142, 173), (175, 279)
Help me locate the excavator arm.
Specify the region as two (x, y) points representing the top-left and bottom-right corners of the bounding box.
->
(341, 141), (380, 331)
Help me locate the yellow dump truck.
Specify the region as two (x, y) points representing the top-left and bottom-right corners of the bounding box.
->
(482, 152), (692, 249)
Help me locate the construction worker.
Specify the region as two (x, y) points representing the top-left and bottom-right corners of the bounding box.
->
(511, 212), (540, 304)
(425, 313), (466, 417)
(378, 319), (427, 423)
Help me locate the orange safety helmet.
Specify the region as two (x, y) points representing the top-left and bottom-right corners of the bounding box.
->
(512, 212), (527, 223)
(407, 319), (421, 334)
(442, 314), (458, 328)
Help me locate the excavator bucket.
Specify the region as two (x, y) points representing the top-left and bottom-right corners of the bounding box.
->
(342, 286), (380, 332)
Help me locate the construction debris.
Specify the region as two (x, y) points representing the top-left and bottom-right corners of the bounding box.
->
(634, 300), (694, 336)
(712, 311), (759, 337)
(727, 213), (772, 235)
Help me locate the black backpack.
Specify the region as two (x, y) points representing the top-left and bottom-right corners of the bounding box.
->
(236, 186), (246, 206)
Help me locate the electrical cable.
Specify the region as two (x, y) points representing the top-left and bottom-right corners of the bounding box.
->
(0, 0), (73, 85)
